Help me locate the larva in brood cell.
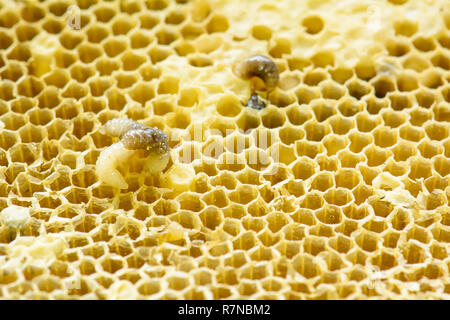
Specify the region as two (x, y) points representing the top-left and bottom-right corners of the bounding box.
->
(121, 127), (169, 154)
(234, 54), (280, 91)
(96, 141), (136, 189)
(233, 54), (279, 110)
(96, 119), (170, 189)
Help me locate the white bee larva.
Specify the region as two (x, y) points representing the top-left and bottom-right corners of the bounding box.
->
(100, 118), (145, 139)
(96, 141), (135, 189)
(96, 119), (170, 189)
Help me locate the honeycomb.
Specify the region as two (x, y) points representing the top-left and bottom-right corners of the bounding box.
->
(0, 0), (449, 300)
